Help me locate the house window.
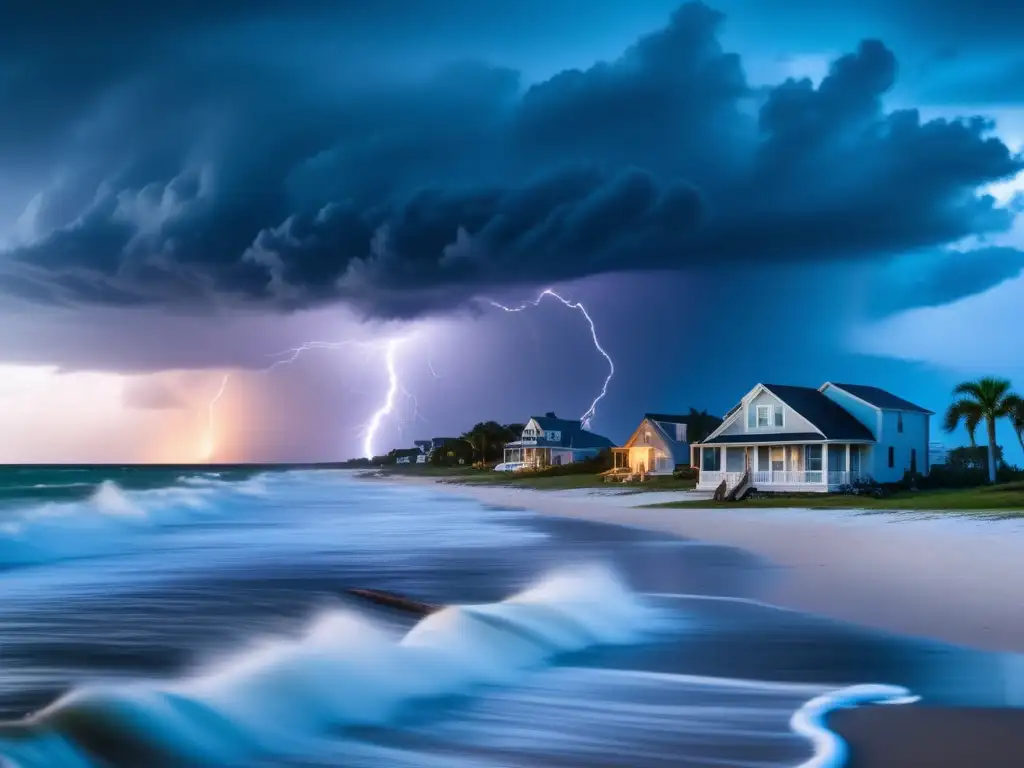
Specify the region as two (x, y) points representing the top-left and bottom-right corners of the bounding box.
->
(897, 413), (903, 433)
(888, 446), (894, 468)
(702, 447), (721, 472)
(804, 444), (823, 471)
(910, 448), (917, 474)
(756, 405), (772, 427)
(644, 431), (651, 443)
(676, 423), (687, 442)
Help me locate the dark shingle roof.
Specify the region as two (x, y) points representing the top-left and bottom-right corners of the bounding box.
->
(761, 384), (876, 441)
(524, 415), (614, 450)
(531, 416), (583, 432)
(827, 383), (933, 414)
(703, 432), (829, 445)
(568, 430), (616, 450)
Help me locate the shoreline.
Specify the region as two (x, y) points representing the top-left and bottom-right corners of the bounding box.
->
(386, 475), (1024, 766)
(388, 475), (1024, 654)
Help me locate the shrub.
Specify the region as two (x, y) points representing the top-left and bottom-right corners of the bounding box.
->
(672, 466), (698, 481)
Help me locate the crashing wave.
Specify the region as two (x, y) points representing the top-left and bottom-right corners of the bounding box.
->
(0, 564), (659, 767)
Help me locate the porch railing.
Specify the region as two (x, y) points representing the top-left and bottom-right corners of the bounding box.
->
(700, 470), (861, 487)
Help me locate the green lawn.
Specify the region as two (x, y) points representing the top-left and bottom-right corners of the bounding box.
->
(443, 472), (697, 491)
(648, 481), (1024, 513)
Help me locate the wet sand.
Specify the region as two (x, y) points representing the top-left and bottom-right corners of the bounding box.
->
(401, 480), (1024, 653)
(829, 706), (1024, 767)
(387, 478), (1024, 766)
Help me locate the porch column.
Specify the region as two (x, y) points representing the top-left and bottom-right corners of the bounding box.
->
(720, 446), (726, 474)
(845, 444), (851, 482)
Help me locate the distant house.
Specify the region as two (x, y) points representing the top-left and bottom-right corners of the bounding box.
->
(410, 437), (462, 463)
(499, 412), (615, 470)
(412, 440), (432, 464)
(393, 448), (422, 465)
(612, 413), (720, 475)
(692, 382), (933, 493)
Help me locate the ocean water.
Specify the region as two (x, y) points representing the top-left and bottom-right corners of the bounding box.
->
(0, 468), (1017, 767)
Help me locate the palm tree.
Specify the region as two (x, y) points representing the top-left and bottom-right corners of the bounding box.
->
(1011, 398), (1024, 454)
(944, 377), (1021, 483)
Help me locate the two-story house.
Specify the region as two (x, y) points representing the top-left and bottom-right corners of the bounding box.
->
(692, 383), (933, 493)
(499, 412), (615, 470)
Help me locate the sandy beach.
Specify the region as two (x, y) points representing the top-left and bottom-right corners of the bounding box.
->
(403, 478), (1024, 654)
(390, 477), (1024, 766)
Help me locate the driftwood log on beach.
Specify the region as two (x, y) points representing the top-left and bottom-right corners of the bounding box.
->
(346, 588), (440, 616)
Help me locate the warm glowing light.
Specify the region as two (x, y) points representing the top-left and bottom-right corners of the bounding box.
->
(200, 374), (229, 462)
(489, 289), (614, 429)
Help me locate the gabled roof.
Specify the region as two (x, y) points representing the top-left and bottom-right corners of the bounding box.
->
(521, 414), (614, 450)
(529, 415), (583, 431)
(824, 383), (933, 414)
(644, 413), (690, 425)
(761, 385), (876, 441)
(643, 420), (691, 465)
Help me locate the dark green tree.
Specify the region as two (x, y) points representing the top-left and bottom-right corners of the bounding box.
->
(944, 377), (1021, 483)
(460, 421), (520, 463)
(686, 408), (721, 443)
(429, 439), (475, 467)
(1012, 398), (1024, 454)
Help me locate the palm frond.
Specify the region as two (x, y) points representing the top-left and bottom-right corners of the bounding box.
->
(943, 398), (981, 433)
(952, 380), (986, 399)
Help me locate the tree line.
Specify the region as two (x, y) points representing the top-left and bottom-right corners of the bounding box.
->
(344, 407), (722, 468)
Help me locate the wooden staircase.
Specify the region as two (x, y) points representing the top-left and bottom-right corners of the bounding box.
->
(725, 469), (753, 502)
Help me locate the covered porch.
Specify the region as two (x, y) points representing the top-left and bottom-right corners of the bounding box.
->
(693, 440), (869, 493)
(503, 443), (559, 469)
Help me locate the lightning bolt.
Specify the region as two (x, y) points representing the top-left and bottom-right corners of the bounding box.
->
(202, 336), (420, 462)
(201, 374), (230, 461)
(362, 338), (401, 459)
(489, 289), (614, 430)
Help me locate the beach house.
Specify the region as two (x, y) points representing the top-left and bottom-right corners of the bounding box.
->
(692, 383), (933, 493)
(499, 413), (615, 470)
(611, 413), (720, 475)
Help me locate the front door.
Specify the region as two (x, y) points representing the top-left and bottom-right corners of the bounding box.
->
(770, 446), (785, 473)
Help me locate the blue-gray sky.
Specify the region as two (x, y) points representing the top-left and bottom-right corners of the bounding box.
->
(0, 1), (1021, 462)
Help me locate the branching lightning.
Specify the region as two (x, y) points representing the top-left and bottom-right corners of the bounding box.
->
(200, 288), (611, 462)
(489, 289), (614, 430)
(201, 337), (419, 462)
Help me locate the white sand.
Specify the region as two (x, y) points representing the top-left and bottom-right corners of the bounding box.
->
(397, 478), (1024, 653)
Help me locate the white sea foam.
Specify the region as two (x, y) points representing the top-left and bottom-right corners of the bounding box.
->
(791, 683), (919, 767)
(8, 564), (659, 767)
(0, 481), (222, 569)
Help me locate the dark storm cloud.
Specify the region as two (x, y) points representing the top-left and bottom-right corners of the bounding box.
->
(1, 3), (1021, 318)
(870, 246), (1024, 315)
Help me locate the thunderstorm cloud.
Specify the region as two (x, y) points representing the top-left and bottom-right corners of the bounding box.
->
(1, 2), (1022, 320)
